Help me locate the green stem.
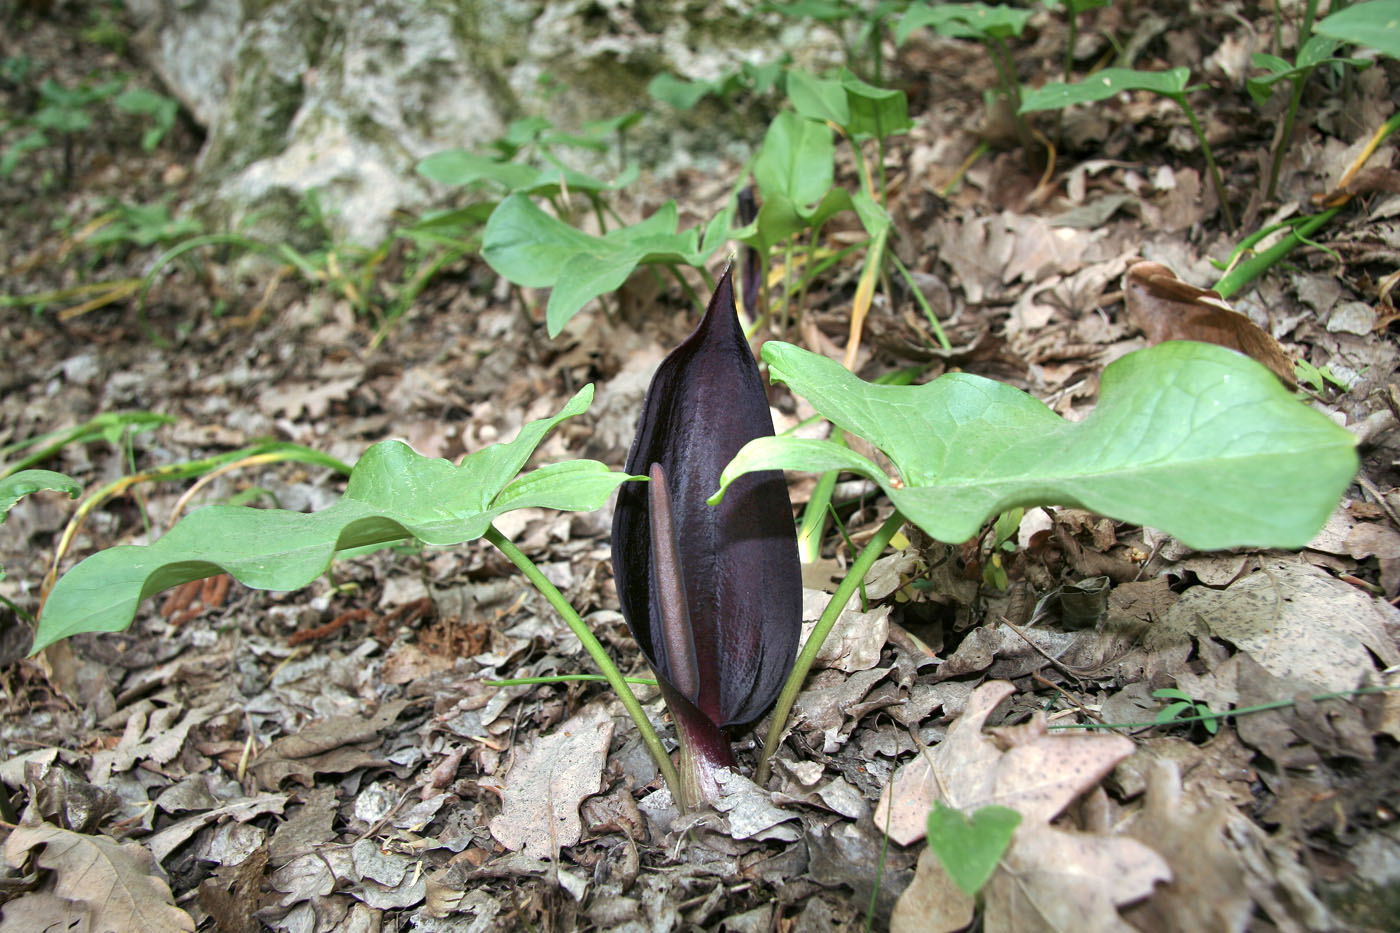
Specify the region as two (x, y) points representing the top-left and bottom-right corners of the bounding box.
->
(1175, 95), (1236, 231)
(1301, 0), (1319, 41)
(1265, 72), (1310, 202)
(1212, 205), (1339, 298)
(889, 252), (951, 350)
(667, 263), (705, 313)
(1049, 685), (1397, 731)
(794, 222), (823, 328)
(484, 525), (683, 802)
(987, 36), (1035, 161)
(796, 434), (846, 564)
(779, 236), (796, 335)
(756, 509), (906, 785)
(1064, 10), (1078, 82)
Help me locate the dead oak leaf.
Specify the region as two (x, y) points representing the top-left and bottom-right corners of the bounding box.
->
(257, 377), (359, 420)
(1160, 557), (1400, 693)
(882, 681), (1170, 933)
(2, 822), (195, 932)
(985, 823), (1167, 932)
(1123, 261), (1296, 387)
(489, 703), (614, 861)
(249, 699), (408, 791)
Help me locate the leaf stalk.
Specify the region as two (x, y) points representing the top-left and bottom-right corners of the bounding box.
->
(484, 525), (684, 802)
(757, 508), (906, 784)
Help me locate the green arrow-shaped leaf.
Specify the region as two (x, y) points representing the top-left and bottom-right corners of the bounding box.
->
(33, 386), (636, 654)
(1019, 67), (1192, 113)
(713, 341), (1357, 549)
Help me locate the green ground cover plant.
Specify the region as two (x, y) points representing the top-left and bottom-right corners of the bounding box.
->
(29, 292), (1358, 812)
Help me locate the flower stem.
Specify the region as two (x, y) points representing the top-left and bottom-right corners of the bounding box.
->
(485, 525), (683, 802)
(756, 509), (906, 785)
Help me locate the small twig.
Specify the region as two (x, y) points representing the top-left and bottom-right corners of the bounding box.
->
(1001, 616), (1091, 685)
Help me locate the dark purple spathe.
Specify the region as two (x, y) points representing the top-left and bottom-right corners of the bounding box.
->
(611, 267), (801, 730)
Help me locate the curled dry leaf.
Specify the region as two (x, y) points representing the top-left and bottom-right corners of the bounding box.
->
(2, 822), (196, 932)
(883, 681), (1170, 933)
(1124, 261), (1296, 388)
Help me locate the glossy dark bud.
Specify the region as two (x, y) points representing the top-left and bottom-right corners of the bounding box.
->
(736, 187), (761, 317)
(611, 267), (801, 801)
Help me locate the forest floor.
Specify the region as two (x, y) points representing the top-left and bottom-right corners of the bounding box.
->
(2, 2), (1400, 931)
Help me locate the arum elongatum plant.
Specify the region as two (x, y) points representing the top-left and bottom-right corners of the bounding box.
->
(612, 267), (802, 807)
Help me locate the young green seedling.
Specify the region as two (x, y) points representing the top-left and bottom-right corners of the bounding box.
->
(897, 3), (1037, 157)
(1249, 36), (1368, 200)
(1019, 67), (1237, 230)
(612, 268), (802, 807)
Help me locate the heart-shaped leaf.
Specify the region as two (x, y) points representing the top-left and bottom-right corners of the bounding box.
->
(926, 800), (1022, 897)
(713, 340), (1358, 549)
(33, 386), (633, 653)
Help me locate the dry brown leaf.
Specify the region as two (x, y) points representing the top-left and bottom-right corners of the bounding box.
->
(1160, 557), (1400, 692)
(0, 891), (93, 932)
(489, 702), (614, 860)
(1121, 759), (1254, 932)
(2, 822), (195, 932)
(984, 823), (1167, 932)
(890, 847), (975, 933)
(249, 699), (407, 790)
(882, 682), (1170, 932)
(1123, 261), (1296, 387)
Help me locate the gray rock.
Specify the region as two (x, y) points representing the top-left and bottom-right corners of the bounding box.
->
(128, 0), (842, 245)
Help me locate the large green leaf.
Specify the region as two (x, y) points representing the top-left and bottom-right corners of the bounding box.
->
(1315, 0), (1400, 60)
(745, 111), (854, 251)
(1019, 67), (1192, 112)
(839, 68), (912, 140)
(481, 194), (718, 336)
(754, 110), (838, 209)
(713, 341), (1358, 549)
(415, 149), (633, 198)
(785, 70), (850, 126)
(33, 386), (636, 654)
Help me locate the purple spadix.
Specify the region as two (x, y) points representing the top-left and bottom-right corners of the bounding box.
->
(611, 267), (801, 805)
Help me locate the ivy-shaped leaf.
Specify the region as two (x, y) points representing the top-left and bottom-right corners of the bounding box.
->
(713, 341), (1358, 549)
(33, 386), (634, 653)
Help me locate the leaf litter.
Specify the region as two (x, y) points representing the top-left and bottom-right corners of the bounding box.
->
(3, 4), (1400, 931)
